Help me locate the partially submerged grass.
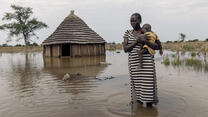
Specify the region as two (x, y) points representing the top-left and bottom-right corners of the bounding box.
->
(163, 57), (170, 66)
(171, 57), (181, 66)
(191, 52), (196, 57)
(185, 58), (202, 67)
(116, 51), (120, 53)
(171, 54), (176, 58)
(205, 63), (208, 71)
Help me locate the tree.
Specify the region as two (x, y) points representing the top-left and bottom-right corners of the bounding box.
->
(0, 5), (48, 47)
(179, 33), (186, 42)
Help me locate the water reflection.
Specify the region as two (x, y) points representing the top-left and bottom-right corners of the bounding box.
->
(43, 56), (107, 95)
(131, 103), (158, 117)
(43, 55), (106, 78)
(7, 53), (42, 97)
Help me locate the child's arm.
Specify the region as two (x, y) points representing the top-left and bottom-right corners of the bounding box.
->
(159, 49), (163, 56)
(155, 39), (163, 55)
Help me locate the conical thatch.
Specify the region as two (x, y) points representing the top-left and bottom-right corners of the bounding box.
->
(42, 10), (105, 45)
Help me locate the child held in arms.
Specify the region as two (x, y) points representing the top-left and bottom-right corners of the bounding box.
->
(137, 24), (163, 69)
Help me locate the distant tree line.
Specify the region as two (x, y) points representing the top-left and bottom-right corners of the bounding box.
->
(165, 33), (208, 43)
(0, 42), (39, 47)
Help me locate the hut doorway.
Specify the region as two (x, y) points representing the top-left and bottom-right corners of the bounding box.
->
(62, 44), (71, 56)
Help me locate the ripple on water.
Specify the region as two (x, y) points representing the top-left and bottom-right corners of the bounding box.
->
(104, 88), (187, 117)
(104, 92), (132, 117)
(157, 90), (187, 117)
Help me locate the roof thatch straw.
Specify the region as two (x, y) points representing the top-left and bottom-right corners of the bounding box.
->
(42, 10), (105, 45)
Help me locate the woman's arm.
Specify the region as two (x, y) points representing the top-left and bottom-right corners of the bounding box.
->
(138, 35), (159, 50)
(155, 40), (162, 50)
(123, 37), (138, 53)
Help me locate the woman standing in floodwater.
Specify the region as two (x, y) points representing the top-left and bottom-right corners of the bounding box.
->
(123, 13), (162, 107)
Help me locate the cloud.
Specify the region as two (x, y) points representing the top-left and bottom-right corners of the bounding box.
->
(0, 0), (208, 45)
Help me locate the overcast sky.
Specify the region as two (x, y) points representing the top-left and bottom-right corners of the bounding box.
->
(0, 0), (208, 45)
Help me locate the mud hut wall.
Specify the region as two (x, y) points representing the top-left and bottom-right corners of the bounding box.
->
(52, 45), (60, 57)
(71, 44), (90, 56)
(80, 45), (89, 56)
(59, 45), (62, 56)
(44, 45), (51, 57)
(102, 43), (106, 55)
(71, 44), (80, 56)
(67, 44), (105, 56)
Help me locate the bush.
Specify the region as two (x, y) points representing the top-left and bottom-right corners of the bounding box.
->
(192, 39), (199, 42)
(166, 41), (173, 43)
(15, 44), (24, 47)
(204, 38), (208, 42)
(29, 42), (39, 46)
(112, 42), (116, 44)
(2, 44), (8, 47)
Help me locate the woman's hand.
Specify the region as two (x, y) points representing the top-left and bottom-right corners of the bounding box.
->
(136, 34), (149, 44)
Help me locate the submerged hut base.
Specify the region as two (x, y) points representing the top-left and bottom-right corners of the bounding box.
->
(43, 43), (105, 57)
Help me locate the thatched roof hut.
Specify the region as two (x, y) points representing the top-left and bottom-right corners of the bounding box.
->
(42, 10), (105, 57)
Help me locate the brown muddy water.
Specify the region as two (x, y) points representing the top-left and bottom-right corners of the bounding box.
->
(0, 51), (208, 117)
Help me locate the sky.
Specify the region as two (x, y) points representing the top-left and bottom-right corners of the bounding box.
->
(0, 0), (208, 45)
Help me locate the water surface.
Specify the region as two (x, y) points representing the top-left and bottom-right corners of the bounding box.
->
(0, 51), (208, 117)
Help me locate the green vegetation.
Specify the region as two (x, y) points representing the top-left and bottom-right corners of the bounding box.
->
(163, 57), (170, 65)
(166, 41), (173, 43)
(182, 45), (195, 51)
(116, 51), (120, 53)
(179, 33), (186, 42)
(0, 5), (48, 47)
(187, 39), (199, 42)
(171, 54), (176, 58)
(171, 57), (181, 66)
(205, 63), (208, 71)
(191, 52), (196, 57)
(185, 58), (202, 67)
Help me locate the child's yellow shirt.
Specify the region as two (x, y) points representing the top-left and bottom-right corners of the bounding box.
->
(143, 32), (159, 55)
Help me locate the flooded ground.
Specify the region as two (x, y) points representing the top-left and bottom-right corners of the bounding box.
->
(0, 50), (208, 117)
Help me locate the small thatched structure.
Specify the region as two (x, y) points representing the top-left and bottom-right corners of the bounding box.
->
(42, 10), (105, 57)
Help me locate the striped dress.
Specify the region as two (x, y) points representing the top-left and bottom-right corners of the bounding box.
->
(124, 30), (158, 104)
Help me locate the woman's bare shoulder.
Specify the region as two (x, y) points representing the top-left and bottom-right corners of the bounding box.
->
(124, 29), (133, 34)
(123, 30), (133, 39)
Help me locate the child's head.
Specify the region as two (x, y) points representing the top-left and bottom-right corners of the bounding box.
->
(141, 24), (151, 33)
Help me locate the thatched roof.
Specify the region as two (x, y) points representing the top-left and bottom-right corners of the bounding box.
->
(42, 10), (105, 45)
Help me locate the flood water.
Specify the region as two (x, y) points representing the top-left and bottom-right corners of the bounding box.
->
(0, 50), (208, 117)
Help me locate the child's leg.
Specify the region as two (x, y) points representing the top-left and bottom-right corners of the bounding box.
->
(136, 50), (142, 69)
(140, 49), (148, 68)
(137, 49), (148, 69)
